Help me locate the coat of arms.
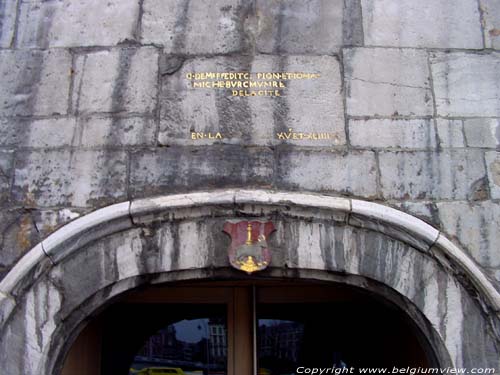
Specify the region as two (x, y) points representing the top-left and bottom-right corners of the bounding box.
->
(223, 220), (276, 274)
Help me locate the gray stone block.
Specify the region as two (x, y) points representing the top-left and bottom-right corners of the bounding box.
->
(0, 209), (40, 269)
(0, 49), (71, 117)
(485, 151), (500, 199)
(361, 0), (483, 48)
(79, 116), (156, 147)
(436, 119), (465, 148)
(480, 0), (500, 50)
(276, 150), (378, 197)
(142, 0), (250, 54)
(344, 48), (433, 117)
(159, 55), (345, 146)
(12, 150), (128, 207)
(349, 119), (437, 149)
(0, 150), (13, 205)
(129, 146), (274, 197)
(379, 150), (486, 200)
(430, 52), (500, 117)
(464, 118), (500, 148)
(437, 201), (500, 268)
(256, 0), (344, 54)
(0, 118), (77, 148)
(72, 47), (158, 115)
(16, 0), (140, 48)
(0, 0), (17, 48)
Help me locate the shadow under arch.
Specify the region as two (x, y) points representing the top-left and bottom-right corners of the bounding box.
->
(50, 269), (452, 375)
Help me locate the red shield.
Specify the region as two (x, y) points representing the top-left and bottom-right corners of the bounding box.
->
(223, 220), (276, 274)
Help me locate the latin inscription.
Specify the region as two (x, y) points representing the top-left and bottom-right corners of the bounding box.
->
(185, 71), (321, 97)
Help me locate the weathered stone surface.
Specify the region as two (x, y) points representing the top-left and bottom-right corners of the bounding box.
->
(361, 0), (483, 49)
(0, 0), (17, 48)
(79, 116), (156, 147)
(0, 150), (13, 205)
(349, 119), (436, 149)
(437, 201), (500, 269)
(12, 150), (128, 207)
(436, 119), (465, 148)
(276, 150), (378, 197)
(33, 209), (84, 241)
(430, 52), (500, 117)
(464, 118), (500, 148)
(142, 0), (251, 54)
(0, 118), (77, 148)
(256, 0), (345, 54)
(130, 146), (274, 197)
(485, 151), (500, 199)
(72, 47), (158, 115)
(16, 0), (139, 48)
(379, 150), (486, 200)
(0, 50), (71, 117)
(0, 209), (40, 273)
(344, 48), (433, 117)
(159, 55), (345, 146)
(481, 0), (500, 50)
(390, 201), (438, 226)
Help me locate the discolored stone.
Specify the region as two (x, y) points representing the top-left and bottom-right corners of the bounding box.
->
(16, 0), (140, 48)
(485, 151), (500, 199)
(430, 52), (500, 117)
(276, 149), (378, 197)
(0, 49), (72, 117)
(379, 150), (486, 200)
(256, 0), (345, 54)
(72, 47), (158, 115)
(12, 150), (128, 207)
(437, 201), (500, 269)
(361, 0), (483, 48)
(142, 0), (250, 54)
(349, 119), (437, 149)
(344, 48), (433, 117)
(129, 146), (275, 197)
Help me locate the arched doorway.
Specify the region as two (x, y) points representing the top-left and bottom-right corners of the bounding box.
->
(62, 279), (439, 375)
(1, 190), (499, 375)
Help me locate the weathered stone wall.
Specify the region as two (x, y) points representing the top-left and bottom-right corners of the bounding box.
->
(0, 0), (499, 290)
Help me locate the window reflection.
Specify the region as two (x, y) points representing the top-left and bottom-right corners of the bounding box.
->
(129, 316), (227, 375)
(258, 319), (304, 375)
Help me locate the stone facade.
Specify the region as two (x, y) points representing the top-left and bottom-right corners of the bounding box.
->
(0, 0), (499, 373)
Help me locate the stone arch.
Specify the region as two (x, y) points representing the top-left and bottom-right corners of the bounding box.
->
(0, 189), (499, 374)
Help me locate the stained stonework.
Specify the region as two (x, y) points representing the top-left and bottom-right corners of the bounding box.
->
(0, 0), (500, 373)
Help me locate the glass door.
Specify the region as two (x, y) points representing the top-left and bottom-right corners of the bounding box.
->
(63, 282), (433, 375)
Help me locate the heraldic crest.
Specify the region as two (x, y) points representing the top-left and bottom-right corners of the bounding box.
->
(223, 220), (276, 274)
